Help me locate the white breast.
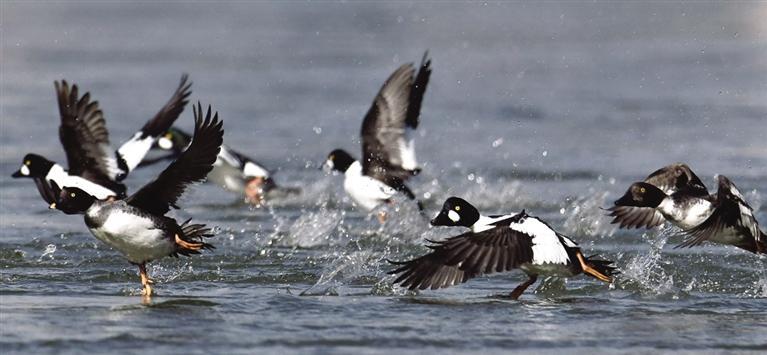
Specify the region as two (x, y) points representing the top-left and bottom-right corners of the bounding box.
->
(343, 161), (396, 211)
(658, 197), (713, 229)
(88, 209), (174, 263)
(509, 217), (571, 266)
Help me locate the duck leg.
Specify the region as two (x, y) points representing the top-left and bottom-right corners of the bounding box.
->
(510, 274), (538, 300)
(377, 211), (387, 224)
(138, 263), (154, 296)
(576, 251), (612, 282)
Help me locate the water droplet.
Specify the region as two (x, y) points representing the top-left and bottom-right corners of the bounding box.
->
(312, 126), (322, 134)
(542, 150), (548, 157)
(492, 138), (504, 148)
(467, 173), (475, 181)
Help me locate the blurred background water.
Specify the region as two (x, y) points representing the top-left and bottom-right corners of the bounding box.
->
(1, 2), (766, 354)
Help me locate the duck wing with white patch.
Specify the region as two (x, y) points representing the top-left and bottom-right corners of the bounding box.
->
(675, 175), (765, 253)
(360, 52), (431, 185)
(115, 74), (192, 175)
(56, 80), (127, 195)
(608, 162), (709, 229)
(389, 215), (536, 290)
(125, 103), (223, 216)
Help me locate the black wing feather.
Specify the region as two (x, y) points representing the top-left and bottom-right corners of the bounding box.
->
(138, 74), (193, 138)
(675, 175), (760, 250)
(125, 102), (223, 215)
(55, 80), (125, 193)
(360, 52), (431, 182)
(388, 226), (535, 291)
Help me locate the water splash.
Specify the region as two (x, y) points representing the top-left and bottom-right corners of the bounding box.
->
(300, 249), (379, 296)
(619, 226), (679, 297)
(38, 244), (57, 261)
(561, 188), (616, 238)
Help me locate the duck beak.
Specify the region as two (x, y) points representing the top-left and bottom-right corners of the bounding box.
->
(613, 191), (635, 206)
(12, 164), (29, 178)
(430, 210), (452, 226)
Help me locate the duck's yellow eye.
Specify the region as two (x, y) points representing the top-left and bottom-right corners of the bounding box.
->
(640, 187), (646, 193)
(455, 206), (461, 211)
(24, 160), (30, 165)
(330, 155), (335, 160)
(70, 193), (76, 197)
(164, 132), (173, 139)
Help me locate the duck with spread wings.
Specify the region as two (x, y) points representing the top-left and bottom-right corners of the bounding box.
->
(324, 52), (431, 217)
(53, 103), (223, 296)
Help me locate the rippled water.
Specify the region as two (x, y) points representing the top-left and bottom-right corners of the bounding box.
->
(2, 2), (766, 354)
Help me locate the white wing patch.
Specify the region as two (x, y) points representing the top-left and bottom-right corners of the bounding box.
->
(217, 146), (242, 168)
(510, 217), (570, 265)
(243, 161), (269, 178)
(472, 214), (518, 233)
(398, 134), (418, 171)
(116, 132), (154, 173)
(46, 164), (116, 199)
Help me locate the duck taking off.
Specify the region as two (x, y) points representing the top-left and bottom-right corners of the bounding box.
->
(607, 163), (713, 230)
(608, 164), (764, 254)
(389, 197), (617, 299)
(324, 52), (431, 213)
(139, 127), (298, 205)
(53, 102), (223, 297)
(12, 75), (192, 205)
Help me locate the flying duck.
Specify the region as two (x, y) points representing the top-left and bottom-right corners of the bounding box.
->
(12, 75), (192, 203)
(675, 175), (765, 254)
(52, 103), (223, 296)
(389, 197), (617, 299)
(324, 52), (431, 214)
(607, 163), (713, 229)
(139, 127), (295, 204)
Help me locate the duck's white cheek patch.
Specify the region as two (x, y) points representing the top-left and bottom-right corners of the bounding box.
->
(448, 210), (460, 222)
(158, 137), (173, 150)
(20, 165), (30, 176)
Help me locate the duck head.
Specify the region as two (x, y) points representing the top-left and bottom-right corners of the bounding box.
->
(323, 149), (355, 173)
(56, 187), (97, 215)
(431, 197), (480, 228)
(12, 153), (54, 179)
(614, 182), (667, 208)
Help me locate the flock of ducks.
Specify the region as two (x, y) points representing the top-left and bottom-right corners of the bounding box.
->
(11, 53), (765, 299)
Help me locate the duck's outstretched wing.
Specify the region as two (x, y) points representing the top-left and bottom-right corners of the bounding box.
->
(126, 103), (223, 215)
(388, 224), (534, 290)
(116, 74), (192, 176)
(675, 175), (761, 251)
(606, 205), (666, 229)
(608, 162), (709, 229)
(55, 80), (125, 192)
(361, 52), (431, 183)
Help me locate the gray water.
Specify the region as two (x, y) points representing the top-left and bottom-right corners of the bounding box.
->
(2, 2), (766, 354)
